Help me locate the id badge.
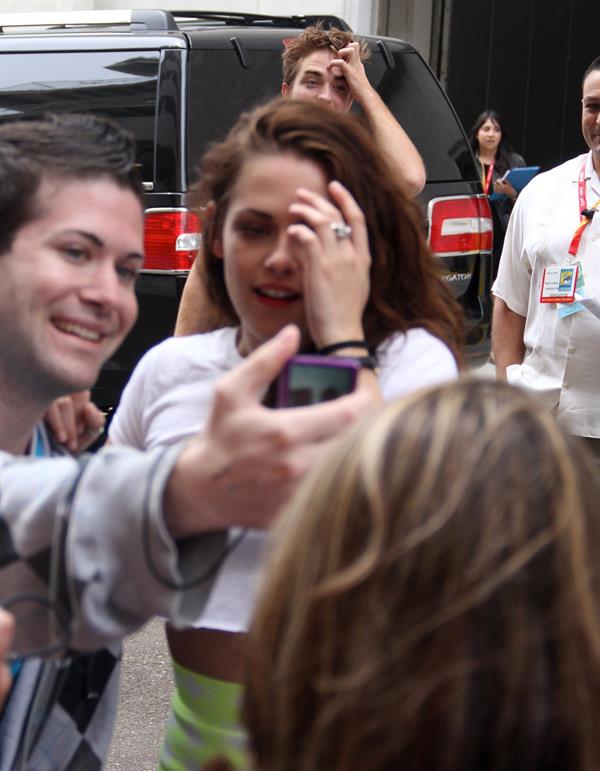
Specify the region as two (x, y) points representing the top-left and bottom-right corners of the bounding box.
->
(540, 264), (578, 303)
(558, 262), (586, 318)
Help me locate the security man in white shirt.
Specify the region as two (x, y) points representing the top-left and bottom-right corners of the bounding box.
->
(492, 56), (600, 459)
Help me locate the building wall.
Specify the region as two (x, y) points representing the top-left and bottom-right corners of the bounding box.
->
(376, 0), (434, 60)
(442, 0), (598, 170)
(0, 0), (377, 34)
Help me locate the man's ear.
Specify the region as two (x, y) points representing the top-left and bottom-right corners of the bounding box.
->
(281, 81), (290, 97)
(205, 200), (223, 258)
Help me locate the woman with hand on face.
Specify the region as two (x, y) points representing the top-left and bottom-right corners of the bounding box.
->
(469, 110), (526, 274)
(108, 96), (463, 770)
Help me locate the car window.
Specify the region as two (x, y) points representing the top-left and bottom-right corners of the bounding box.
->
(187, 48), (283, 181)
(0, 51), (159, 181)
(186, 40), (478, 185)
(364, 45), (478, 182)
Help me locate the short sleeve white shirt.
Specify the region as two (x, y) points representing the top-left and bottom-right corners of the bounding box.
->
(110, 326), (458, 631)
(493, 152), (600, 437)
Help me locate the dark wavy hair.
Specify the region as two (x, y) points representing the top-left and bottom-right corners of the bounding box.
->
(193, 97), (464, 362)
(468, 109), (518, 176)
(0, 112), (143, 255)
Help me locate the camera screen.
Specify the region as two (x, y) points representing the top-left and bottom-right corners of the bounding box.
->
(287, 363), (356, 406)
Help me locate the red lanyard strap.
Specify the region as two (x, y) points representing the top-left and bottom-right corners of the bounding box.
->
(482, 161), (495, 195)
(568, 159), (600, 255)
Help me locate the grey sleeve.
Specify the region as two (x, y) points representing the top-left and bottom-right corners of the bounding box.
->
(0, 446), (227, 652)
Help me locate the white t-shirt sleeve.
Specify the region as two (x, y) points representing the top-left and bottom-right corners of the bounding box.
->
(108, 344), (162, 449)
(377, 329), (459, 400)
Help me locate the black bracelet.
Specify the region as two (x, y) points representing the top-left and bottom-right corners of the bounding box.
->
(319, 340), (369, 355)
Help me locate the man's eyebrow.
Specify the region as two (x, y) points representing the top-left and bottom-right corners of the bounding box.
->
(61, 229), (103, 247)
(235, 209), (272, 219)
(61, 229), (144, 261)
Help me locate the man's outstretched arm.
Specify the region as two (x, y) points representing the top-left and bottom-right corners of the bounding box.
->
(165, 325), (370, 535)
(331, 42), (426, 197)
(0, 326), (371, 652)
(174, 248), (227, 336)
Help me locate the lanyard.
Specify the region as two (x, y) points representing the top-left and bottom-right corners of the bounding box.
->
(481, 160), (495, 195)
(568, 160), (600, 255)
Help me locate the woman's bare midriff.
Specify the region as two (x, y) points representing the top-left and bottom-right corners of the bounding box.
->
(165, 624), (245, 683)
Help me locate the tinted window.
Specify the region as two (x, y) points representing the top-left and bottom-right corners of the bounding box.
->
(364, 45), (478, 182)
(187, 42), (477, 184)
(187, 49), (282, 180)
(0, 51), (158, 180)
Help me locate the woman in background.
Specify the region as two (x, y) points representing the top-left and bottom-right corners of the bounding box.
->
(240, 378), (600, 771)
(469, 109), (526, 274)
(469, 108), (525, 200)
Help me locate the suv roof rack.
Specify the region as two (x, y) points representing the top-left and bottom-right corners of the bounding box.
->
(0, 9), (178, 32)
(0, 9), (350, 34)
(170, 11), (352, 30)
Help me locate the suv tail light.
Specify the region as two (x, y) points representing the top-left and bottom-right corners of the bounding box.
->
(427, 195), (493, 256)
(143, 208), (201, 271)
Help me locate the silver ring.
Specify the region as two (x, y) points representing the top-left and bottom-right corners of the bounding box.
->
(330, 222), (352, 240)
(84, 425), (105, 437)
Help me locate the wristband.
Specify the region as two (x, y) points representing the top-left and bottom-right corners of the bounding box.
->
(318, 340), (369, 355)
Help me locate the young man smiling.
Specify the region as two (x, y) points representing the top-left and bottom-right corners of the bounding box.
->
(0, 113), (175, 771)
(0, 113), (369, 769)
(0, 165), (142, 458)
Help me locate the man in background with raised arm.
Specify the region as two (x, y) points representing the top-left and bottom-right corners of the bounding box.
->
(281, 24), (425, 196)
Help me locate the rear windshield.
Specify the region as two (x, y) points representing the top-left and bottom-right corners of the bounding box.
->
(366, 45), (478, 182)
(0, 51), (158, 181)
(187, 48), (282, 180)
(186, 40), (477, 184)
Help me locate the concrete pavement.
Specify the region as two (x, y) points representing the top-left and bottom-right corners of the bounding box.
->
(105, 619), (173, 770)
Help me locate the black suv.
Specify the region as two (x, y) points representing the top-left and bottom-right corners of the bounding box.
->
(0, 9), (492, 410)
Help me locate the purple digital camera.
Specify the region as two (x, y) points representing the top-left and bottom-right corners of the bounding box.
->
(276, 355), (360, 408)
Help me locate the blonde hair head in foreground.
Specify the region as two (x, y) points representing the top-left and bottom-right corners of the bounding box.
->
(243, 377), (600, 771)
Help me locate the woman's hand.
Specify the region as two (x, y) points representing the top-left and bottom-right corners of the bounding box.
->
(44, 390), (106, 453)
(287, 180), (371, 349)
(0, 609), (15, 710)
(493, 177), (518, 201)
